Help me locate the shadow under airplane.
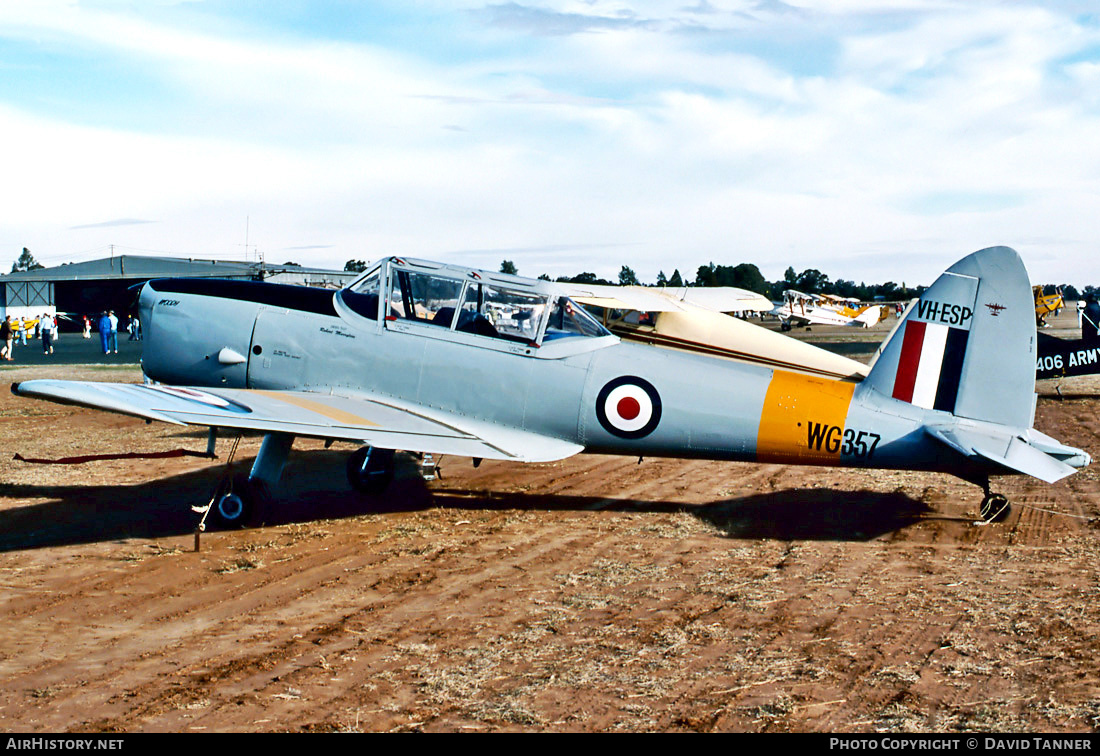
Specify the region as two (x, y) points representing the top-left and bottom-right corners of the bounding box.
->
(2, 451), (935, 551)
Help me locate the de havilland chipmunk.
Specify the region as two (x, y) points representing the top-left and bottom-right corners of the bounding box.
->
(11, 246), (1090, 527)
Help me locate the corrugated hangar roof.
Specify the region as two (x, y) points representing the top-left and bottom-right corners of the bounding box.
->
(1, 255), (336, 282)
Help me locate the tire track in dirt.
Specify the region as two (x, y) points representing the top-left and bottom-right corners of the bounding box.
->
(1, 512), (448, 728)
(68, 505), (626, 730)
(244, 523), (627, 728)
(177, 467), (752, 731)
(314, 502), (718, 730)
(686, 537), (960, 731)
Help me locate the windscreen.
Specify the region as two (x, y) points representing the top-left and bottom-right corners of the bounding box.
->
(340, 270), (381, 319)
(544, 297), (611, 340)
(459, 284), (546, 342)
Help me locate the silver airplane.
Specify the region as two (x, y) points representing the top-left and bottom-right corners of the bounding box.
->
(12, 246), (1091, 527)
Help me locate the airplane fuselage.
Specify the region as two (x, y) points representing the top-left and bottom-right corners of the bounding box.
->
(138, 277), (960, 476)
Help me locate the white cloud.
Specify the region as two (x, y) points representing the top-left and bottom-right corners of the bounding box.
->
(2, 1), (1100, 287)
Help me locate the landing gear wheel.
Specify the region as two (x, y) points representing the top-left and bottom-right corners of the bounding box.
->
(347, 446), (395, 496)
(212, 473), (258, 528)
(980, 493), (1010, 523)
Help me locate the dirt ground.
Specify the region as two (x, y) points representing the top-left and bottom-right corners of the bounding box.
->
(2, 312), (1099, 733)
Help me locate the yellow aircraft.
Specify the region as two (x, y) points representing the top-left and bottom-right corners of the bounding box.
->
(1033, 285), (1064, 327)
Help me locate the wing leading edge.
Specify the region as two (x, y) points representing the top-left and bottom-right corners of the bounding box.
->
(12, 380), (582, 464)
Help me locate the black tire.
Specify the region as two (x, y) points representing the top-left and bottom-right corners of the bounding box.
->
(980, 494), (1010, 523)
(346, 446), (395, 496)
(211, 473), (258, 528)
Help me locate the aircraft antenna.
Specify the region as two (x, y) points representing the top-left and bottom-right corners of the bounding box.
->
(239, 216), (259, 263)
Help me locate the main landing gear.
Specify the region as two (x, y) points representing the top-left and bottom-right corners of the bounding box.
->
(346, 446), (396, 495)
(197, 434), (419, 537)
(344, 446), (440, 495)
(210, 472), (264, 528)
(200, 431), (294, 529)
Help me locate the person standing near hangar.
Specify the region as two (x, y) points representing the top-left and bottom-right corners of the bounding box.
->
(40, 313), (55, 355)
(108, 310), (119, 353)
(98, 311), (111, 354)
(1, 315), (13, 361)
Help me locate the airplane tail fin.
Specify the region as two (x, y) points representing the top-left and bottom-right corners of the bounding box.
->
(853, 305), (883, 328)
(863, 246), (1036, 428)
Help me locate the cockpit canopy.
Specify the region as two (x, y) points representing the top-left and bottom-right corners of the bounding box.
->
(337, 257), (611, 349)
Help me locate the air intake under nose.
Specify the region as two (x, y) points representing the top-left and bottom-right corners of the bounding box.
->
(218, 347), (247, 365)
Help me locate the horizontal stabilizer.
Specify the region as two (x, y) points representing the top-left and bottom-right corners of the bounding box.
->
(1019, 427), (1092, 468)
(924, 424), (1078, 483)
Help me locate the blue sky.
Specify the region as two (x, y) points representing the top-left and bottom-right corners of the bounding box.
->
(2, 0), (1100, 288)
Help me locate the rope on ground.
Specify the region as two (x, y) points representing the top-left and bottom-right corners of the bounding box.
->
(1018, 501), (1097, 522)
(974, 500), (1097, 526)
(13, 449), (216, 464)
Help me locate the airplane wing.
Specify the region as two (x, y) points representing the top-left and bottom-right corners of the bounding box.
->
(660, 287), (774, 313)
(560, 283), (689, 312)
(562, 283), (773, 314)
(11, 380), (583, 464)
(778, 311), (812, 325)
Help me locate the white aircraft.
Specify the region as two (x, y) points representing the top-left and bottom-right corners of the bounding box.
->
(774, 290), (886, 330)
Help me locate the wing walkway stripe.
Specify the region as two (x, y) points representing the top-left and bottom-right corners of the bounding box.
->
(253, 391), (380, 427)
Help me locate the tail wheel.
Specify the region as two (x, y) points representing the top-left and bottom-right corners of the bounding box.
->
(980, 493), (1010, 523)
(347, 446), (395, 495)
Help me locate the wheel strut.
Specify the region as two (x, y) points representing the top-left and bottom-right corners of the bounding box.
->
(347, 446), (395, 495)
(194, 432), (291, 546)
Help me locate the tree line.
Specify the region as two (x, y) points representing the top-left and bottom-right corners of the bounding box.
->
(487, 260), (1096, 304)
(17, 248), (1089, 304)
(340, 257), (1100, 303)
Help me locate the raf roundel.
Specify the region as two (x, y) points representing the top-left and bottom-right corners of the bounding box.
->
(596, 376), (662, 439)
